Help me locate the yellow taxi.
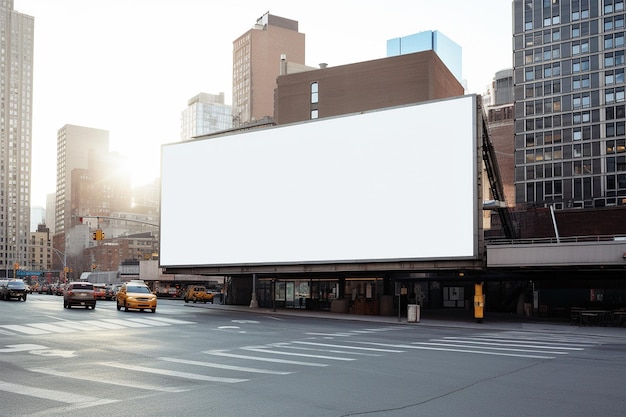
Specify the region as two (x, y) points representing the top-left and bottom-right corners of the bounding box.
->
(116, 280), (157, 313)
(184, 285), (214, 304)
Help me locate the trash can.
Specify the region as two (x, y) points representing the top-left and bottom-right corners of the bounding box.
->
(407, 304), (420, 323)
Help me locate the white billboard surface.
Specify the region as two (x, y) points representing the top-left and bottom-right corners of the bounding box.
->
(160, 95), (477, 267)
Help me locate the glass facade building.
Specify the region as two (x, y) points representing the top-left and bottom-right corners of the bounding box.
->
(180, 92), (232, 141)
(513, 0), (625, 209)
(387, 30), (463, 83)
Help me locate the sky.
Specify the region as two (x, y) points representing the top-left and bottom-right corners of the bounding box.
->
(13, 0), (513, 207)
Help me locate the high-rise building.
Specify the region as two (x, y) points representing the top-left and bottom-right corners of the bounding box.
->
(55, 124), (109, 235)
(485, 69), (516, 208)
(232, 12), (305, 126)
(513, 0), (625, 209)
(180, 92), (232, 141)
(387, 30), (463, 84)
(0, 1), (34, 276)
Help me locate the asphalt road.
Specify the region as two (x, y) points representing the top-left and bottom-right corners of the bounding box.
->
(0, 294), (624, 417)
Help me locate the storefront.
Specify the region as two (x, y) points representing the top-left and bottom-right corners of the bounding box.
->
(254, 276), (385, 312)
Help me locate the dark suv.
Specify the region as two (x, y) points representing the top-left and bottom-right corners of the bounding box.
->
(0, 279), (27, 301)
(63, 282), (96, 309)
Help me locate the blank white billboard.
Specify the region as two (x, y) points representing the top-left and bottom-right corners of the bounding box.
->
(160, 95), (478, 268)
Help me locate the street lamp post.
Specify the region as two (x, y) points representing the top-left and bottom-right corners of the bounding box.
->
(51, 247), (67, 283)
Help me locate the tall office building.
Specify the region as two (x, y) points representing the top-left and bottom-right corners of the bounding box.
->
(0, 1), (34, 276)
(55, 124), (109, 235)
(232, 12), (305, 126)
(180, 92), (232, 141)
(513, 0), (625, 209)
(387, 30), (463, 84)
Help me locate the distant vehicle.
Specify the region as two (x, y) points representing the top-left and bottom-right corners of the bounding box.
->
(63, 282), (96, 309)
(93, 283), (107, 300)
(109, 283), (122, 299)
(184, 285), (213, 304)
(0, 279), (27, 301)
(116, 280), (157, 313)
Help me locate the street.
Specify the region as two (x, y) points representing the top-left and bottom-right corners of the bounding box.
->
(0, 294), (624, 417)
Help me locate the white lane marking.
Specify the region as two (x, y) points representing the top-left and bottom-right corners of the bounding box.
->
(445, 336), (595, 347)
(126, 318), (170, 326)
(241, 346), (356, 361)
(401, 345), (555, 359)
(232, 320), (259, 324)
(305, 332), (354, 337)
(477, 332), (605, 344)
(80, 320), (127, 330)
(30, 350), (76, 358)
(0, 380), (116, 405)
(26, 323), (76, 333)
(293, 341), (405, 353)
(55, 321), (100, 331)
(203, 350), (328, 367)
(0, 324), (50, 335)
(0, 344), (48, 353)
(144, 317), (196, 325)
(217, 326), (241, 329)
(413, 342), (569, 355)
(28, 368), (189, 392)
(100, 362), (248, 383)
(159, 357), (293, 375)
(272, 342), (382, 357)
(438, 339), (584, 351)
(99, 319), (151, 328)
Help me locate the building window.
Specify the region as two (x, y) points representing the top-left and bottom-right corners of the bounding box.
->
(604, 32), (625, 49)
(572, 40), (589, 55)
(572, 57), (590, 72)
(310, 82), (318, 104)
(605, 87), (625, 103)
(605, 0), (625, 13)
(604, 50), (625, 67)
(311, 109), (318, 120)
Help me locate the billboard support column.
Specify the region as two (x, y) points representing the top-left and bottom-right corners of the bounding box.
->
(250, 273), (258, 308)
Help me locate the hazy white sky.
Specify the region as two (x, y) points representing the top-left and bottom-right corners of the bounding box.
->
(14, 0), (513, 207)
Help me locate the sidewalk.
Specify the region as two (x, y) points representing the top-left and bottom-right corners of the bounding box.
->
(184, 302), (626, 338)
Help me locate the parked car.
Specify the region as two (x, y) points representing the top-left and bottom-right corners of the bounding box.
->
(1, 279), (27, 301)
(116, 280), (157, 313)
(63, 282), (96, 309)
(184, 285), (214, 304)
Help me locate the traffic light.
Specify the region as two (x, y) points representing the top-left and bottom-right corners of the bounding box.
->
(92, 229), (105, 240)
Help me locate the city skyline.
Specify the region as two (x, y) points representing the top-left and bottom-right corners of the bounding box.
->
(14, 0), (513, 207)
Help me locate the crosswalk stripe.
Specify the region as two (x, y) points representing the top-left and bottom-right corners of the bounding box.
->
(413, 342), (569, 355)
(126, 318), (171, 326)
(158, 357), (293, 375)
(0, 324), (50, 335)
(146, 317), (196, 325)
(0, 380), (116, 405)
(446, 336), (594, 348)
(438, 339), (584, 350)
(80, 320), (127, 329)
(28, 368), (189, 392)
(272, 342), (382, 357)
(55, 321), (101, 331)
(241, 346), (356, 361)
(100, 362), (248, 383)
(0, 317), (196, 335)
(401, 345), (555, 359)
(295, 341), (405, 353)
(99, 319), (151, 328)
(203, 350), (328, 367)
